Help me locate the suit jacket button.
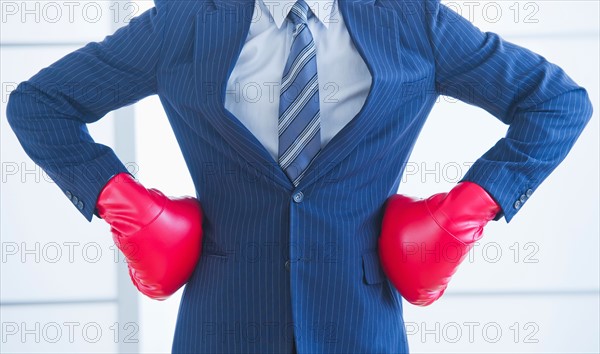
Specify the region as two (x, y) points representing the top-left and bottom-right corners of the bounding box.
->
(72, 196), (79, 204)
(526, 189), (533, 197)
(514, 200), (522, 210)
(65, 190), (72, 200)
(520, 194), (527, 203)
(285, 260), (291, 271)
(77, 201), (84, 210)
(293, 192), (304, 203)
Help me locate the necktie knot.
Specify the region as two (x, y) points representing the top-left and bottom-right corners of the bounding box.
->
(288, 0), (310, 27)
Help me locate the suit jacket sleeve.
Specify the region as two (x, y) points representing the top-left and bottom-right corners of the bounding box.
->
(6, 1), (167, 221)
(424, 0), (593, 222)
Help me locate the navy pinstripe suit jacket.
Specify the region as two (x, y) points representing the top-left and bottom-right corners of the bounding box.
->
(7, 0), (593, 352)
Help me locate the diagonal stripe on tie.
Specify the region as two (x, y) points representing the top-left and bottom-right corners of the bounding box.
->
(280, 111), (321, 168)
(281, 42), (315, 92)
(278, 0), (321, 187)
(279, 73), (319, 133)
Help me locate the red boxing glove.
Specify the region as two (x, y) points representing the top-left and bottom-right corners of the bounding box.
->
(379, 182), (500, 306)
(96, 173), (203, 300)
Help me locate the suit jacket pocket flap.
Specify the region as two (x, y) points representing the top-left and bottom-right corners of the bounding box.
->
(362, 249), (386, 285)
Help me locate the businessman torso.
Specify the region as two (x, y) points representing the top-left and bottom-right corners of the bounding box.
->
(160, 1), (431, 352)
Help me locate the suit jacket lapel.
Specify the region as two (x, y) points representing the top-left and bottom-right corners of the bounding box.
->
(298, 0), (403, 189)
(194, 0), (293, 190)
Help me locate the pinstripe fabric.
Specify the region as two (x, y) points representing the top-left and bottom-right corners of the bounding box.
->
(278, 0), (322, 187)
(6, 0), (593, 353)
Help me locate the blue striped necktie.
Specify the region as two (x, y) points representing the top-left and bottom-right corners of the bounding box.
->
(278, 0), (321, 187)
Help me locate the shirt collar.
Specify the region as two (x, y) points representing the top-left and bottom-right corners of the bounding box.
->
(261, 0), (336, 29)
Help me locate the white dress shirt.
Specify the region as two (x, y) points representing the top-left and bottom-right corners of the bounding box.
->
(224, 0), (373, 161)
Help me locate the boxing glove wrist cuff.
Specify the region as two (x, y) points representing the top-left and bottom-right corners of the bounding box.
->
(437, 182), (500, 221)
(459, 181), (501, 219)
(96, 173), (164, 232)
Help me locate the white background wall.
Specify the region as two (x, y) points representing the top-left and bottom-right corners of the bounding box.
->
(1, 1), (141, 352)
(1, 0), (598, 353)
